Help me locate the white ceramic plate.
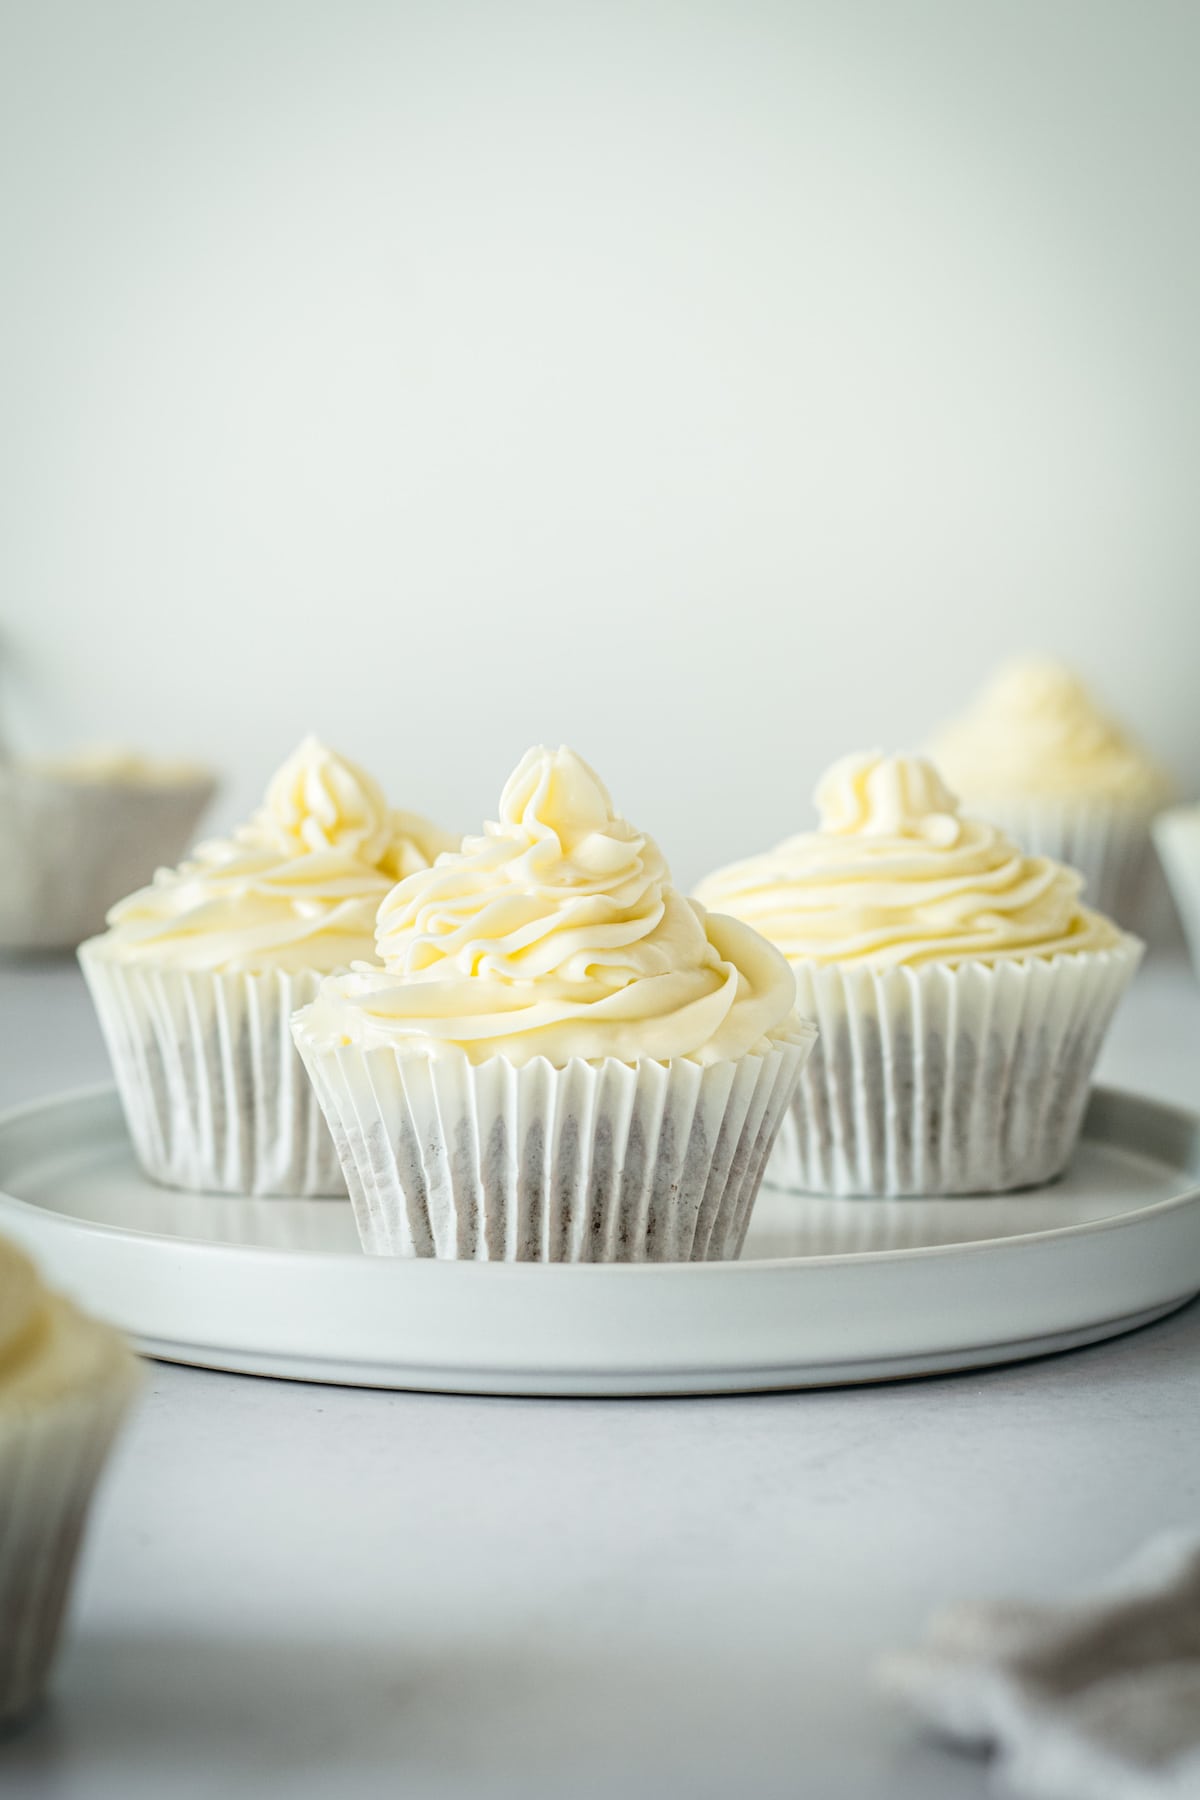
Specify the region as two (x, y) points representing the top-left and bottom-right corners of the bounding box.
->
(1, 1084), (1198, 1396)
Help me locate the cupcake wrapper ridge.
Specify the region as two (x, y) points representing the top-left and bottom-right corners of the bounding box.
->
(292, 1025), (816, 1261)
(79, 948), (346, 1196)
(769, 943), (1142, 1198)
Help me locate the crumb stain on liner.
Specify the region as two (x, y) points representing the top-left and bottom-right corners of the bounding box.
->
(78, 950), (346, 1196)
(769, 944), (1142, 1197)
(294, 1025), (815, 1261)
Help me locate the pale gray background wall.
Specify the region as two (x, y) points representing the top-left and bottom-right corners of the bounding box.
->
(2, 0), (1197, 885)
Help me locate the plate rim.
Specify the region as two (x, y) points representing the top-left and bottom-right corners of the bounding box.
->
(0, 1080), (1197, 1277)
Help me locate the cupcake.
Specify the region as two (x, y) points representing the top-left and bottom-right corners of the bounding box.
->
(694, 751), (1142, 1197)
(928, 659), (1170, 924)
(79, 736), (455, 1197)
(292, 745), (814, 1261)
(0, 746), (216, 952)
(0, 1233), (139, 1728)
(1152, 805), (1200, 979)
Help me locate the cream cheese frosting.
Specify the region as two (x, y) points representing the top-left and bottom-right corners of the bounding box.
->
(0, 1238), (44, 1378)
(298, 745), (798, 1066)
(0, 1236), (128, 1410)
(89, 736), (455, 974)
(693, 751), (1124, 970)
(929, 660), (1170, 806)
(25, 746), (212, 787)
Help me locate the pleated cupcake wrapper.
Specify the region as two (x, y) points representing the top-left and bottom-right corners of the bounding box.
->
(768, 941), (1142, 1197)
(1153, 808), (1200, 978)
(292, 1023), (816, 1261)
(0, 772), (214, 951)
(79, 947), (346, 1196)
(969, 795), (1158, 928)
(0, 1328), (139, 1728)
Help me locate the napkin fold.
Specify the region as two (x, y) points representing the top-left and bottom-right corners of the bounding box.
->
(882, 1533), (1200, 1800)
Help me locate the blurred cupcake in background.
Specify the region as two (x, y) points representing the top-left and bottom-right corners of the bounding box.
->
(928, 659), (1170, 924)
(79, 736), (455, 1197)
(0, 745), (216, 952)
(293, 745), (814, 1261)
(695, 751), (1141, 1197)
(0, 1233), (139, 1729)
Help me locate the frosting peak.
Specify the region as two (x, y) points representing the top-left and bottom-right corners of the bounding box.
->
(694, 751), (1124, 970)
(930, 660), (1170, 805)
(816, 751), (962, 845)
(374, 746), (671, 978)
(257, 735), (394, 865)
(91, 738), (454, 974)
(301, 745), (799, 1067)
(497, 745), (616, 849)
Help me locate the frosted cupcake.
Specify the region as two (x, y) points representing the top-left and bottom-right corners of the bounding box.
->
(1153, 805), (1200, 979)
(0, 746), (215, 952)
(292, 745), (814, 1261)
(0, 1234), (139, 1728)
(80, 737), (454, 1197)
(928, 660), (1170, 924)
(695, 751), (1141, 1197)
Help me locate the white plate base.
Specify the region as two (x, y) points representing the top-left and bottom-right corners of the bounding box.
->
(1, 1085), (1198, 1396)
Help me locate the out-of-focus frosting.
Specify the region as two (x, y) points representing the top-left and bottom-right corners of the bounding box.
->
(0, 1238), (45, 1377)
(0, 1234), (134, 1410)
(90, 737), (455, 974)
(299, 745), (799, 1066)
(929, 660), (1170, 805)
(693, 751), (1125, 969)
(26, 746), (213, 787)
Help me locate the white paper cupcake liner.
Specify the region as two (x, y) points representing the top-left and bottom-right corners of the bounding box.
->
(292, 1022), (816, 1261)
(0, 770), (215, 952)
(1153, 807), (1200, 978)
(964, 795), (1157, 928)
(0, 1302), (139, 1728)
(79, 947), (346, 1196)
(768, 941), (1142, 1197)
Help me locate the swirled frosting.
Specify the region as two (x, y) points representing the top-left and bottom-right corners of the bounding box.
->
(89, 737), (455, 974)
(298, 745), (799, 1065)
(693, 751), (1124, 969)
(930, 660), (1170, 805)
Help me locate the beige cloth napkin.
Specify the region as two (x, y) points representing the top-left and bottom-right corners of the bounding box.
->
(882, 1533), (1200, 1799)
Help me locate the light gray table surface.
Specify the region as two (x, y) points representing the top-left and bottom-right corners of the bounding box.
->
(2, 953), (1199, 1800)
